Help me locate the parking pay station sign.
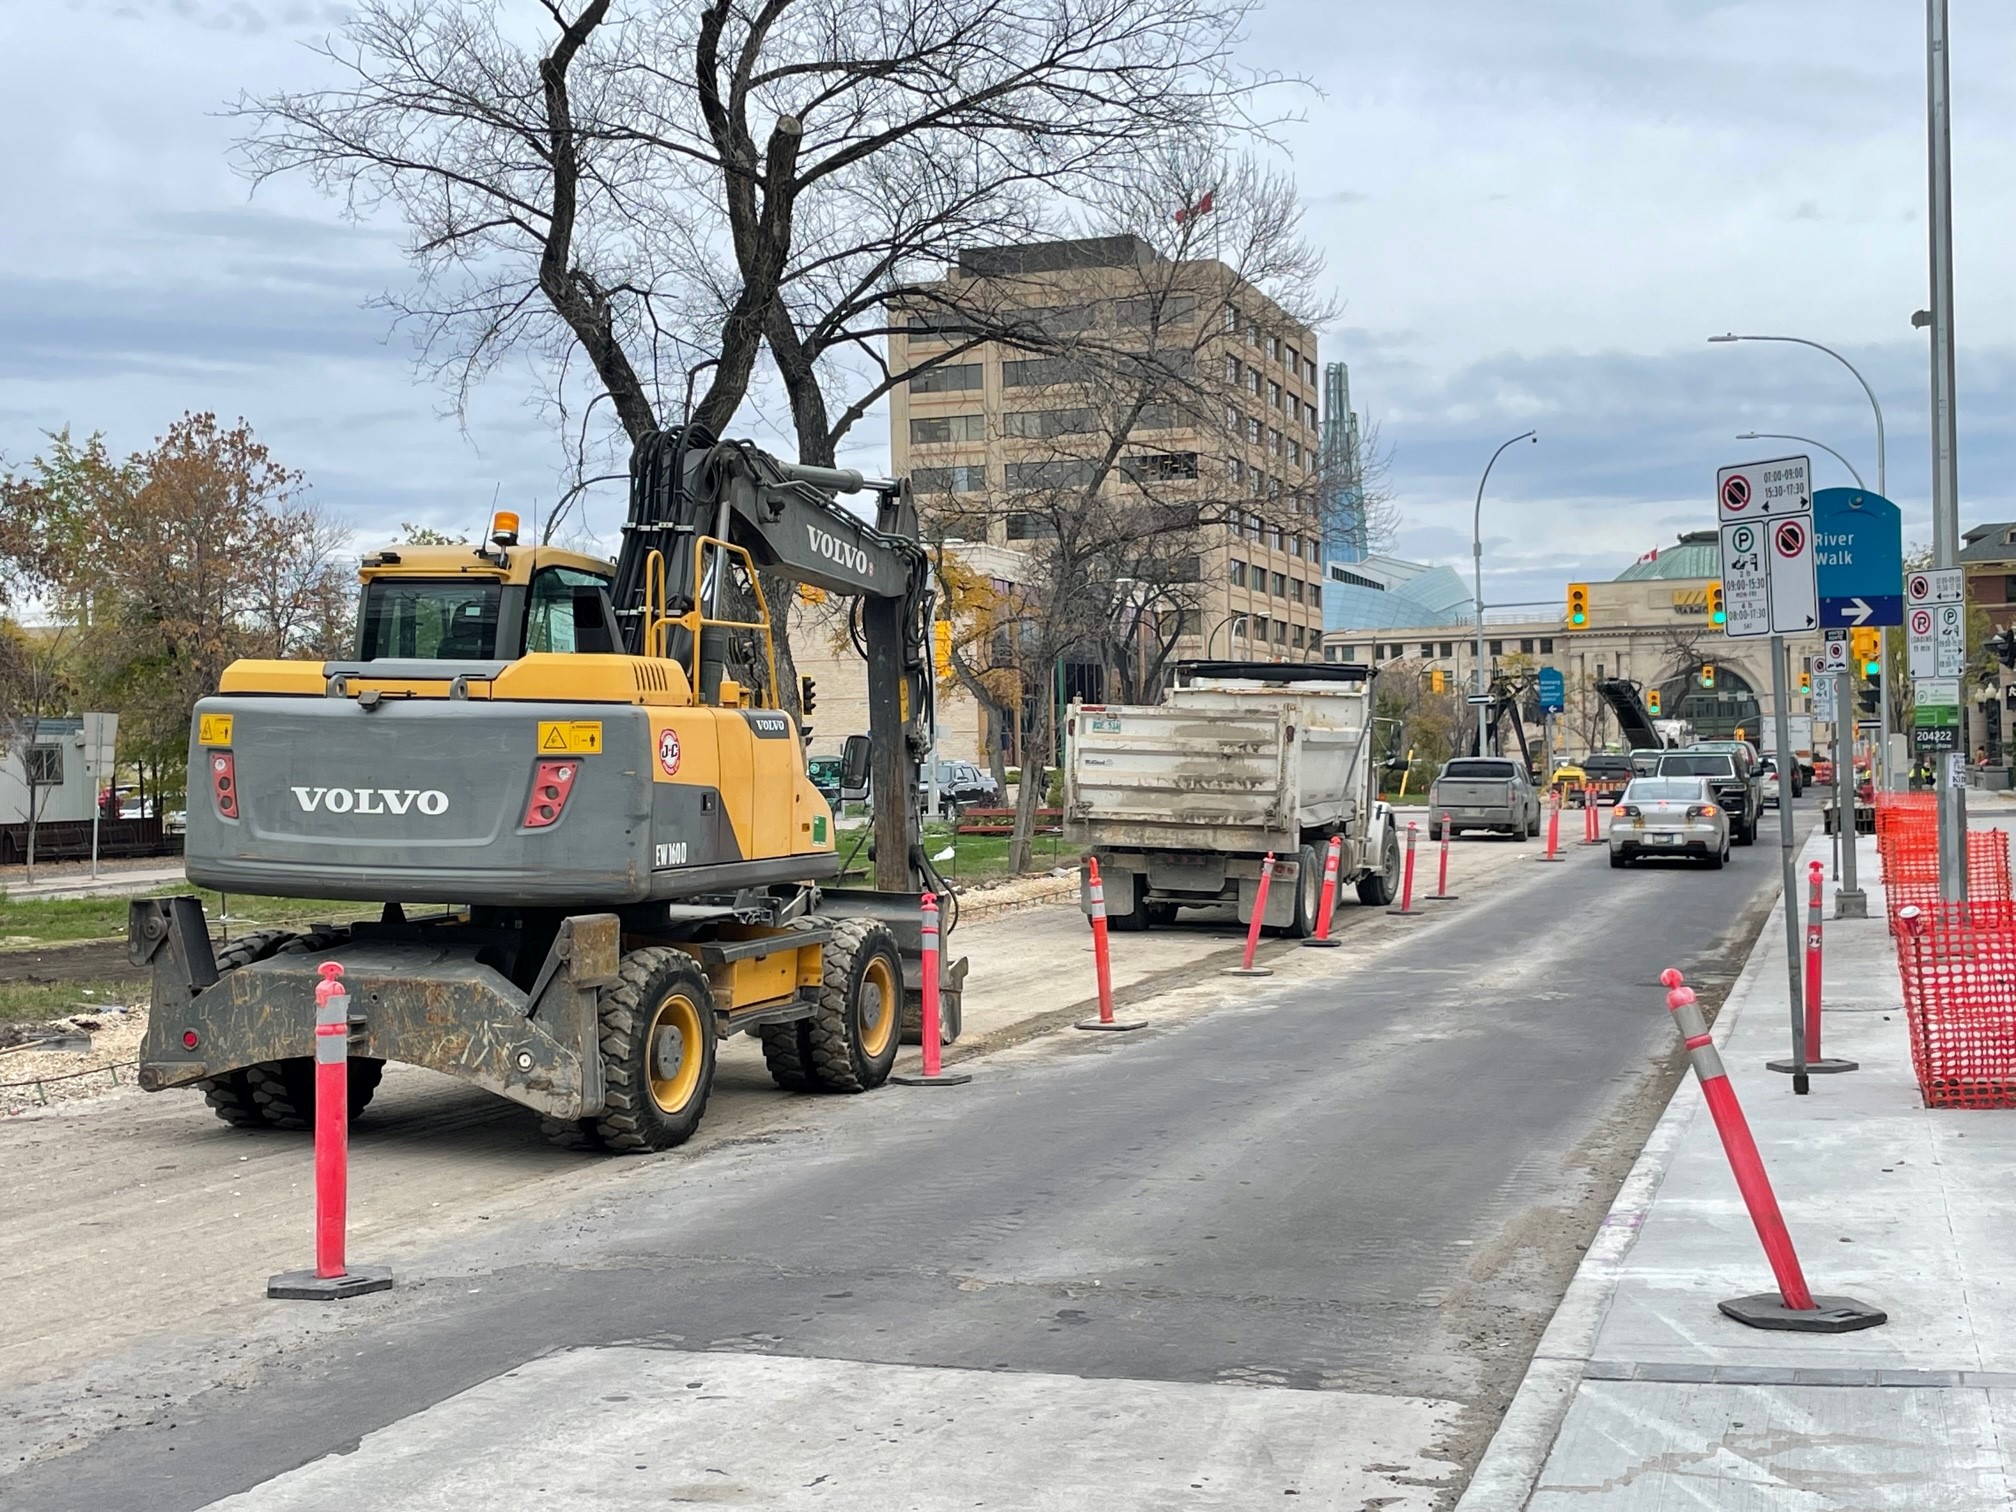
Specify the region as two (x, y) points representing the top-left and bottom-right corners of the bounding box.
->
(1716, 456), (1814, 638)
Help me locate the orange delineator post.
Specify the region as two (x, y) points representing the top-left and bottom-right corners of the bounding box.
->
(1079, 858), (1149, 1026)
(1226, 852), (1277, 976)
(1659, 968), (1883, 1333)
(1387, 823), (1423, 916)
(1770, 860), (1857, 1077)
(1427, 811), (1459, 901)
(1539, 793), (1564, 862)
(1301, 833), (1346, 947)
(266, 961), (393, 1301)
(894, 890), (974, 1080)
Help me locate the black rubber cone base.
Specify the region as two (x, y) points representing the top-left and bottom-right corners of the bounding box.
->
(891, 1069), (973, 1086)
(1719, 1292), (1888, 1332)
(268, 1264), (394, 1301)
(1768, 1057), (1860, 1075)
(1385, 905), (1423, 917)
(1299, 936), (1343, 948)
(1536, 853), (1566, 863)
(1426, 892), (1460, 902)
(1075, 1017), (1147, 1031)
(1221, 966), (1273, 977)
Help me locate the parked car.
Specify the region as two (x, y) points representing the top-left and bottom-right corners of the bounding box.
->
(1609, 775), (1731, 869)
(1429, 756), (1542, 839)
(921, 759), (1000, 814)
(1759, 757), (1782, 808)
(1654, 750), (1760, 844)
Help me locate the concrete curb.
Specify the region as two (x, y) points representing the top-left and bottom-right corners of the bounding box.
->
(1452, 879), (1786, 1511)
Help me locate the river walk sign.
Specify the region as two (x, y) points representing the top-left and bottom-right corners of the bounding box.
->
(1812, 487), (1903, 629)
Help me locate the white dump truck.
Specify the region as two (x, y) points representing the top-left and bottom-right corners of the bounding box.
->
(1062, 662), (1402, 935)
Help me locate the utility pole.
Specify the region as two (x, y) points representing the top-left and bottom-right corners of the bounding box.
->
(1927, 0), (1966, 900)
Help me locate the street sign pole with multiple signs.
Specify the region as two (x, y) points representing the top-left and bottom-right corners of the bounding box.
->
(1717, 455), (1816, 1087)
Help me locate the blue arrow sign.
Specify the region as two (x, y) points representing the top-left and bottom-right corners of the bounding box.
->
(1537, 667), (1565, 712)
(1813, 487), (1903, 628)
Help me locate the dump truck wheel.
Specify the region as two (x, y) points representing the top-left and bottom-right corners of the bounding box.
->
(194, 931), (304, 1129)
(593, 948), (718, 1153)
(1284, 844), (1322, 939)
(1356, 823), (1400, 907)
(802, 917), (903, 1093)
(1106, 873), (1150, 932)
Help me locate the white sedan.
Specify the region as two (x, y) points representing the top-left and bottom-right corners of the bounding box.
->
(1759, 760), (1781, 807)
(1609, 776), (1731, 870)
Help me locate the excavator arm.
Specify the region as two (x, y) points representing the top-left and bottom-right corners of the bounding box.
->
(618, 425), (935, 897)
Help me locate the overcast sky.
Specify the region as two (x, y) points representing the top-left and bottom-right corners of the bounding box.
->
(3, 1), (2012, 613)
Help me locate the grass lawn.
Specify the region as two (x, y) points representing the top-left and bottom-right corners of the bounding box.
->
(831, 821), (1072, 890)
(0, 888), (393, 952)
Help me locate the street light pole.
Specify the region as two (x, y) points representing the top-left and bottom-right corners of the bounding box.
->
(1473, 431), (1538, 753)
(1735, 431), (1865, 490)
(1927, 0), (1965, 900)
(1205, 612), (1248, 660)
(1710, 332), (1892, 788)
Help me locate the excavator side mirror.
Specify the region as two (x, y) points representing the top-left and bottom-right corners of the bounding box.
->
(840, 733), (872, 798)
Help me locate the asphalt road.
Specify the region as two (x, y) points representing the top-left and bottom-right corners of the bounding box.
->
(5, 800), (1817, 1511)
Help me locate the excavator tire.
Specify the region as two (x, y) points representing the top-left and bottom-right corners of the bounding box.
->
(760, 917), (832, 1091)
(196, 931), (296, 1127)
(197, 927), (382, 1131)
(591, 947), (719, 1153)
(801, 917), (904, 1093)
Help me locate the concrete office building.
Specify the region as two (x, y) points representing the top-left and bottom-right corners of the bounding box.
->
(889, 236), (1330, 668)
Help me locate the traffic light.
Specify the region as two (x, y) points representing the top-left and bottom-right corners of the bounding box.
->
(1700, 661), (1716, 689)
(1429, 668), (1447, 694)
(1799, 666), (1812, 695)
(1988, 627), (2016, 669)
(1851, 626), (1882, 676)
(1857, 684), (1881, 716)
(1706, 580), (1726, 627)
(1647, 687), (1663, 717)
(1566, 583), (1591, 629)
(799, 675), (818, 717)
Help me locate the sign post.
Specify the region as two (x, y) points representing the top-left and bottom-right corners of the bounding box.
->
(79, 712), (118, 882)
(1718, 457), (1816, 1092)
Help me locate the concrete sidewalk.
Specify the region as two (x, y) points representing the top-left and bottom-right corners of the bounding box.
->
(1461, 821), (2016, 1511)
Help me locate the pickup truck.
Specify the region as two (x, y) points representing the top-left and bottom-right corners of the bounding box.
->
(1429, 757), (1542, 839)
(1654, 750), (1760, 844)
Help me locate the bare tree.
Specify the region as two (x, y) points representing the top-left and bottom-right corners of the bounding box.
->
(236, 0), (1282, 713)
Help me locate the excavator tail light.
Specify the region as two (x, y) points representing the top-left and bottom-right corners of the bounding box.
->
(210, 752), (239, 821)
(522, 759), (578, 829)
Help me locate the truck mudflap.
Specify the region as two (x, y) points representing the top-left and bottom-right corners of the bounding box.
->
(132, 897), (620, 1120)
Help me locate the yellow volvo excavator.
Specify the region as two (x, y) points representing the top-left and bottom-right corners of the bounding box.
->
(130, 426), (963, 1151)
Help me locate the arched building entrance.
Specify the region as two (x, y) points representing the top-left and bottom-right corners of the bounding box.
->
(1658, 662), (1763, 741)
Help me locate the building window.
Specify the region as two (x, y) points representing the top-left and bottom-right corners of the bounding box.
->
(1273, 620), (1287, 644)
(1440, 642), (1453, 657)
(1520, 638), (1535, 653)
(1245, 513), (1263, 543)
(1004, 512), (1058, 540)
(27, 746), (62, 785)
(1247, 322), (1260, 347)
(1309, 584), (1321, 608)
(1122, 451), (1199, 482)
(1286, 344), (1299, 371)
(1286, 579), (1302, 603)
(1245, 366), (1261, 395)
(1255, 615), (1271, 640)
(1288, 440), (1301, 468)
(1305, 357), (1317, 384)
(1115, 293), (1195, 326)
(1324, 644), (1338, 662)
(1002, 357), (1087, 388)
(1223, 304), (1239, 333)
(1268, 334), (1282, 362)
(1003, 407), (1094, 438)
(1246, 416), (1261, 443)
(1224, 354), (1241, 384)
(1540, 638), (1554, 653)
(1270, 571), (1287, 597)
(910, 414), (985, 444)
(1225, 402), (1241, 433)
(1489, 639), (1503, 655)
(1230, 560), (1247, 587)
(1291, 625), (1305, 649)
(1269, 524), (1284, 551)
(1419, 642), (1436, 658)
(1004, 459), (1095, 489)
(910, 362), (982, 393)
(912, 464), (987, 493)
(1268, 427), (1282, 454)
(1227, 457), (1244, 484)
(1252, 470), (1266, 497)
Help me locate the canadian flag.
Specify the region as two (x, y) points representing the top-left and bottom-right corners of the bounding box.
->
(1174, 189), (1216, 225)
